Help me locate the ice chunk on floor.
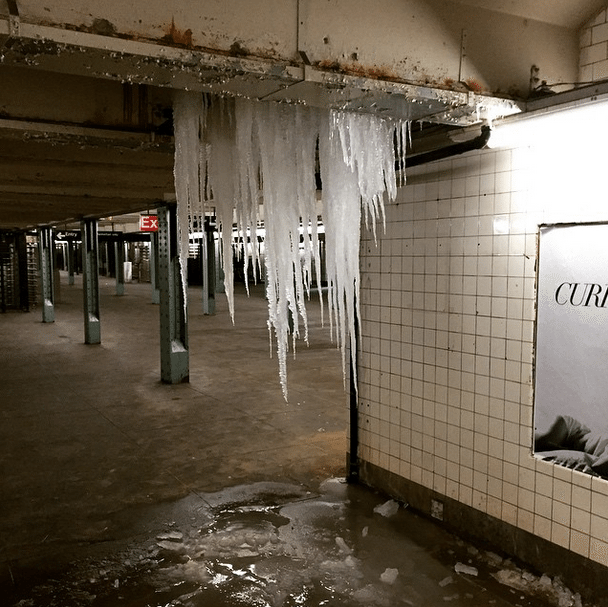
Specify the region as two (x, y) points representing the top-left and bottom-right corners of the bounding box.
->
(454, 562), (478, 576)
(157, 540), (185, 552)
(380, 568), (398, 584)
(335, 536), (352, 554)
(156, 531), (183, 542)
(492, 569), (583, 607)
(373, 499), (400, 517)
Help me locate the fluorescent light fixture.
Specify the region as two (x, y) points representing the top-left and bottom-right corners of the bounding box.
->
(487, 95), (608, 150)
(485, 92), (608, 220)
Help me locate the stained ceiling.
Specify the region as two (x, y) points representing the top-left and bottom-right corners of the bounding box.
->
(454, 0), (606, 28)
(0, 0), (605, 231)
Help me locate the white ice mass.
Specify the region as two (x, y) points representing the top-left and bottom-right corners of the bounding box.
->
(173, 90), (406, 398)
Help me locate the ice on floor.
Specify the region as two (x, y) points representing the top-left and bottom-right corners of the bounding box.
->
(13, 480), (590, 607)
(492, 568), (584, 607)
(454, 562), (479, 576)
(380, 567), (399, 584)
(373, 499), (400, 517)
(335, 535), (353, 554)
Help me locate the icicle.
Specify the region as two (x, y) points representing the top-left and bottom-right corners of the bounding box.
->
(234, 97), (260, 295)
(319, 110), (405, 388)
(172, 90), (207, 306)
(206, 96), (238, 322)
(400, 120), (411, 187)
(318, 113), (362, 384)
(173, 90), (405, 400)
(252, 102), (321, 399)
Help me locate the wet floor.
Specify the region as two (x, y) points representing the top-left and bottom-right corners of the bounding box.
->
(0, 276), (589, 606)
(7, 479), (584, 607)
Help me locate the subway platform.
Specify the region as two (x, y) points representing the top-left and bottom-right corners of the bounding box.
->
(0, 273), (586, 606)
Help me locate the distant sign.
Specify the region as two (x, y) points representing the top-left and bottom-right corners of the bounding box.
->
(140, 215), (158, 232)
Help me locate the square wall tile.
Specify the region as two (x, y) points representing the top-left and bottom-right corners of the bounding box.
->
(359, 143), (608, 572)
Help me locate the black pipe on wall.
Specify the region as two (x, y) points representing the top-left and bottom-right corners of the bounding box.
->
(404, 125), (491, 168)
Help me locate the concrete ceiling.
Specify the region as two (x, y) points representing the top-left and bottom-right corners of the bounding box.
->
(454, 0), (606, 28)
(0, 0), (604, 231)
(0, 121), (175, 231)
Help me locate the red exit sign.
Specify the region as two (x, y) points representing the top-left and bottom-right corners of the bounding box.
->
(140, 215), (158, 232)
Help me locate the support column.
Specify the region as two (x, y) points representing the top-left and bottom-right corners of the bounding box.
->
(0, 235), (8, 314)
(67, 238), (75, 285)
(17, 233), (30, 311)
(347, 296), (360, 483)
(202, 218), (216, 315)
(158, 204), (189, 384)
(38, 227), (55, 323)
(53, 240), (61, 304)
(115, 235), (125, 296)
(149, 232), (160, 304)
(216, 235), (225, 294)
(82, 218), (101, 344)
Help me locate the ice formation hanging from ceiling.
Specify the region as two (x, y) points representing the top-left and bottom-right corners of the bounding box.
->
(173, 90), (407, 399)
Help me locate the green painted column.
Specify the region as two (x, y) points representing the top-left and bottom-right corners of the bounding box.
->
(67, 238), (75, 285)
(38, 227), (55, 323)
(115, 235), (125, 296)
(82, 218), (101, 344)
(158, 205), (189, 383)
(202, 218), (216, 315)
(17, 233), (31, 312)
(149, 231), (160, 305)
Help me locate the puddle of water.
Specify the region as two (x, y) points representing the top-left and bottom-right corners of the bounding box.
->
(6, 479), (575, 607)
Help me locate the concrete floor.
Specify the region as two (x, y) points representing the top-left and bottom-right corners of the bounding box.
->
(0, 273), (586, 606)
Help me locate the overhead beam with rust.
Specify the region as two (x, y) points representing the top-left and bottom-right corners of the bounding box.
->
(0, 0), (582, 100)
(0, 2), (526, 123)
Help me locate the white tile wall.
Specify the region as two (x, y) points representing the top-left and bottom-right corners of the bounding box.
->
(358, 139), (608, 568)
(580, 8), (608, 83)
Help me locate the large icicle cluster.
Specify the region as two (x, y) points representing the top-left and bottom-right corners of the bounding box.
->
(173, 90), (406, 399)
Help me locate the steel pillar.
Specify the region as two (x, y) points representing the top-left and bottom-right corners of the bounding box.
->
(158, 205), (189, 383)
(202, 219), (216, 315)
(347, 296), (360, 483)
(17, 233), (30, 312)
(67, 238), (75, 285)
(0, 235), (8, 313)
(115, 235), (125, 296)
(38, 227), (55, 323)
(81, 218), (101, 344)
(216, 245), (225, 294)
(53, 243), (61, 304)
(149, 231), (160, 304)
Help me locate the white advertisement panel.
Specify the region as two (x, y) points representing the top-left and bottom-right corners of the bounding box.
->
(534, 223), (608, 478)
